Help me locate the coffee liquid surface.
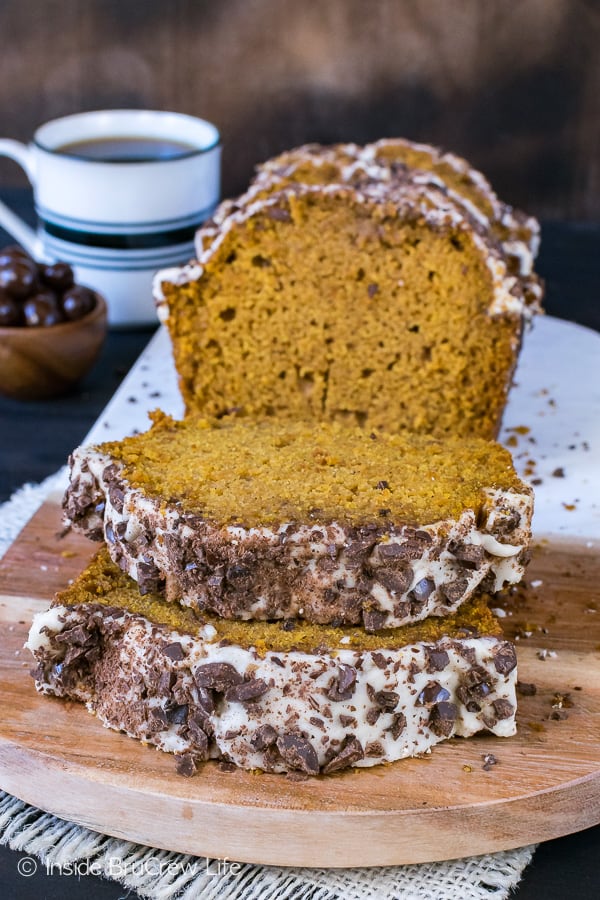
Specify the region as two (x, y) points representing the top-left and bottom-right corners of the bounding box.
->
(56, 136), (197, 162)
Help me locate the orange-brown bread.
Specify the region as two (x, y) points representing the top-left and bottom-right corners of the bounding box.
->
(156, 180), (532, 439)
(64, 415), (533, 630)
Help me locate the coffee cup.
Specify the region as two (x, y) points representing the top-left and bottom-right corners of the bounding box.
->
(0, 109), (220, 326)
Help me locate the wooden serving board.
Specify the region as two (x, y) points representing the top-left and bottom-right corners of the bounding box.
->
(0, 497), (599, 867)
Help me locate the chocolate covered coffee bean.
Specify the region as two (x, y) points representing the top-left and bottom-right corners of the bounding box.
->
(0, 244), (95, 327)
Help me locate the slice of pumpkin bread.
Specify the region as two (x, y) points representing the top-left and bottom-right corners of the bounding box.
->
(63, 414), (532, 630)
(27, 550), (518, 776)
(155, 180), (529, 439)
(250, 139), (542, 303)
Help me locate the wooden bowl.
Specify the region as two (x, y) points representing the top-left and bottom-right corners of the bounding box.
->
(0, 293), (108, 401)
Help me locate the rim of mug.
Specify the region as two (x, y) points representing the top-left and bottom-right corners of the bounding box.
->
(32, 109), (221, 163)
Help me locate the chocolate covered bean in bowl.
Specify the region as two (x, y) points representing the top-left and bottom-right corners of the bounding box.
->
(0, 245), (107, 400)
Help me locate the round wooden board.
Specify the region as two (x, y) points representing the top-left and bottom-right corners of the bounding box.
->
(0, 500), (599, 867)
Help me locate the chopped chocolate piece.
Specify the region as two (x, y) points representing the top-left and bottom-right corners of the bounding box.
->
(380, 540), (417, 561)
(479, 572), (497, 594)
(171, 672), (190, 705)
(550, 709), (569, 721)
(429, 701), (457, 737)
(449, 543), (485, 569)
(468, 680), (491, 700)
(406, 660), (421, 683)
(374, 690), (399, 711)
(425, 647), (450, 672)
(371, 652), (388, 670)
(375, 479), (388, 489)
(101, 464), (119, 485)
(439, 578), (469, 604)
(492, 506), (521, 535)
(323, 736), (365, 774)
(365, 741), (384, 757)
(492, 698), (514, 719)
(137, 560), (163, 595)
(390, 712), (407, 739)
(163, 641), (185, 662)
(147, 706), (169, 730)
(393, 598), (412, 618)
(516, 681), (537, 696)
(29, 663), (46, 682)
(378, 568), (412, 595)
(54, 623), (90, 646)
(166, 703), (188, 725)
(345, 539), (373, 560)
(418, 681), (451, 705)
(107, 483), (125, 514)
(326, 664), (357, 701)
(276, 734), (319, 775)
(225, 678), (269, 703)
(186, 717), (210, 756)
(339, 714), (357, 728)
(195, 686), (216, 717)
(362, 607), (387, 632)
(366, 707), (381, 725)
(492, 642), (517, 675)
(115, 522), (127, 539)
(458, 665), (492, 704)
(175, 753), (198, 777)
(194, 662), (243, 692)
(401, 540), (427, 559)
(378, 543), (404, 560)
(482, 753), (498, 771)
(251, 724), (278, 750)
(62, 643), (89, 666)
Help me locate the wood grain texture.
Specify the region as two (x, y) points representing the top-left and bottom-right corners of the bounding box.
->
(0, 0), (598, 219)
(0, 499), (599, 866)
(0, 295), (107, 401)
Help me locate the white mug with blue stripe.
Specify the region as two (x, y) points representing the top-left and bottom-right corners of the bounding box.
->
(0, 109), (220, 325)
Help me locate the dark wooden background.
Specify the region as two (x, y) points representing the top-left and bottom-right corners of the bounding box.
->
(0, 0), (599, 219)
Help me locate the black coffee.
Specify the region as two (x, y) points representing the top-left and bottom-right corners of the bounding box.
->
(56, 136), (197, 162)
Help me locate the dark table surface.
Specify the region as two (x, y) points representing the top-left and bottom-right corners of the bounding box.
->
(0, 196), (598, 897)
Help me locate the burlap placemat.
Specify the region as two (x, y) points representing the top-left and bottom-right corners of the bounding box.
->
(0, 473), (536, 899)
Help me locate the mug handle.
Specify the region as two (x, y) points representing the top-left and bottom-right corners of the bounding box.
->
(0, 139), (47, 260)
